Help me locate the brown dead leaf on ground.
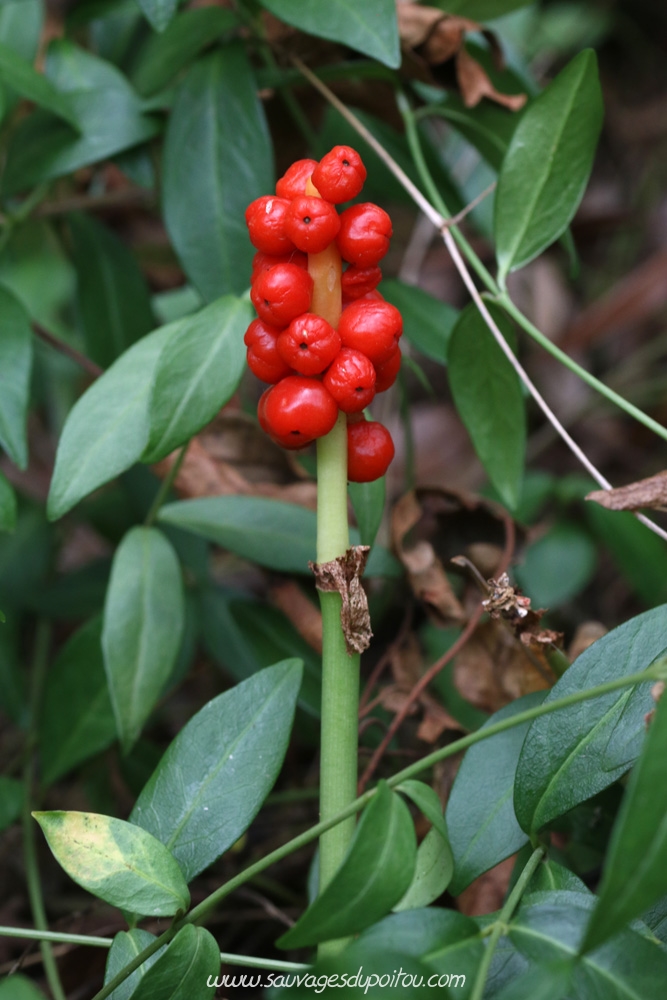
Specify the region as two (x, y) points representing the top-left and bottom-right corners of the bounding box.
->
(397, 2), (526, 110)
(568, 621), (608, 662)
(269, 580), (323, 654)
(454, 618), (552, 714)
(377, 634), (460, 742)
(586, 471), (667, 512)
(457, 855), (516, 916)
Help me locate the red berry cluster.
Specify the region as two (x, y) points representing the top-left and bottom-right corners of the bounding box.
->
(243, 146), (398, 483)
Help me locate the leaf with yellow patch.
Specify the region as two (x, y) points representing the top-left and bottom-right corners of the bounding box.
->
(33, 811), (190, 917)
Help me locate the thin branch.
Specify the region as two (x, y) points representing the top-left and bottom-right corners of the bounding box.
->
(289, 60), (667, 545)
(32, 322), (103, 379)
(36, 187), (156, 219)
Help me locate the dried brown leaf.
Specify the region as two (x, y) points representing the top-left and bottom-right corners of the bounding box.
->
(586, 471), (667, 512)
(454, 619), (551, 714)
(457, 856), (515, 915)
(269, 580), (323, 654)
(456, 48), (527, 111)
(310, 547), (372, 655)
(483, 572), (563, 649)
(568, 621), (607, 662)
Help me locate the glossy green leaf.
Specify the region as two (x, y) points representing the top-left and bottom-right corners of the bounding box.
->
(446, 692), (544, 895)
(447, 301), (525, 510)
(131, 925), (219, 1000)
(104, 929), (166, 1000)
(0, 975), (46, 1000)
(2, 41), (161, 194)
(157, 496), (401, 577)
(353, 906), (480, 959)
(136, 0), (178, 33)
(33, 811), (190, 916)
(163, 44), (273, 301)
(493, 961), (574, 1000)
(0, 284), (33, 469)
(0, 41), (78, 126)
(348, 478), (385, 550)
(69, 212), (155, 368)
(0, 470), (17, 532)
(102, 527), (184, 753)
(0, 775), (23, 831)
(144, 295), (251, 462)
(47, 325), (172, 520)
(583, 693), (667, 952)
(527, 858), (589, 896)
(495, 50), (603, 283)
(514, 605), (667, 835)
(381, 279), (458, 364)
(201, 591), (321, 716)
(277, 782), (417, 948)
(39, 618), (116, 785)
(586, 504), (667, 607)
(131, 659), (302, 881)
(260, 0), (400, 69)
(510, 891), (667, 999)
(393, 827), (453, 912)
(397, 779), (448, 843)
(0, 1), (42, 62)
(132, 7), (238, 96)
(515, 521), (597, 608)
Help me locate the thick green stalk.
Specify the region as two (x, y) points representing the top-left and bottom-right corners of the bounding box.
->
(469, 847), (546, 1000)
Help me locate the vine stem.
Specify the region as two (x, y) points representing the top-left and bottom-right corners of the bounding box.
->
(90, 662), (665, 1000)
(469, 847), (546, 1000)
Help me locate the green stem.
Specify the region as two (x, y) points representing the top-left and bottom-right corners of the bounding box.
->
(499, 294), (667, 445)
(91, 663), (664, 1000)
(316, 411), (360, 957)
(144, 442), (189, 527)
(469, 847), (545, 1000)
(22, 622), (67, 1000)
(0, 926), (113, 948)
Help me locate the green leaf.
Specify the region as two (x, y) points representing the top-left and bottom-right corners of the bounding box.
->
(144, 295), (251, 462)
(393, 827), (453, 911)
(510, 891), (667, 999)
(132, 7), (239, 96)
(348, 478), (385, 550)
(582, 692), (667, 952)
(0, 41), (78, 127)
(514, 605), (667, 836)
(0, 775), (23, 831)
(39, 617), (117, 785)
(102, 526), (184, 753)
(131, 659), (302, 882)
(158, 496), (401, 577)
(446, 692), (544, 895)
(200, 590), (321, 716)
(397, 779), (448, 843)
(104, 929), (166, 1000)
(0, 470), (17, 532)
(515, 521), (597, 608)
(2, 40), (161, 194)
(585, 504), (667, 607)
(69, 212), (155, 368)
(381, 279), (458, 364)
(47, 325), (172, 520)
(0, 975), (46, 1000)
(352, 905), (481, 959)
(136, 0), (179, 34)
(447, 301), (525, 510)
(0, 284), (33, 469)
(495, 50), (603, 283)
(0, 1), (43, 62)
(260, 0), (400, 69)
(277, 782), (417, 948)
(33, 810), (190, 916)
(493, 961), (574, 1000)
(131, 925), (219, 1000)
(163, 44), (273, 301)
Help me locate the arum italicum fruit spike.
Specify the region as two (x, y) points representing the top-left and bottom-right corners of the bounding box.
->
(244, 147), (399, 955)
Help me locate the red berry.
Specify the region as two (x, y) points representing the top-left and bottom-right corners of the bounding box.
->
(277, 313), (341, 376)
(245, 196), (295, 255)
(341, 265), (382, 300)
(263, 375), (338, 446)
(311, 145), (367, 204)
(337, 203), (392, 267)
(244, 318), (292, 384)
(251, 263), (313, 326)
(276, 159), (318, 200)
(284, 196), (341, 254)
(347, 419), (395, 482)
(323, 348), (376, 413)
(338, 299), (402, 365)
(251, 250), (307, 281)
(374, 346), (401, 392)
